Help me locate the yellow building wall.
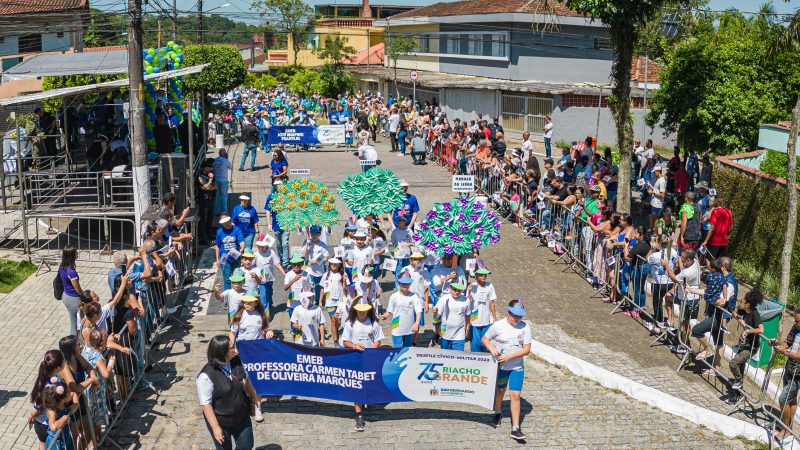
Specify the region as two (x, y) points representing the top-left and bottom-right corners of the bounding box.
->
(384, 24), (440, 73)
(287, 25), (384, 67)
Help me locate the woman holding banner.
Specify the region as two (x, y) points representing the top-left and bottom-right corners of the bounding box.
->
(197, 335), (258, 450)
(342, 302), (384, 432)
(482, 299), (532, 442)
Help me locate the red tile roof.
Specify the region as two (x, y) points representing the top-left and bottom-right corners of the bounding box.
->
(631, 55), (661, 83)
(391, 0), (583, 19)
(342, 43), (384, 65)
(0, 0), (88, 15)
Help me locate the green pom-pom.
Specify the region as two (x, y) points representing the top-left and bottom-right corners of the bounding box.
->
(337, 168), (406, 217)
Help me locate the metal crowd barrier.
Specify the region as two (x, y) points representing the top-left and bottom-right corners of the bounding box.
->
(44, 241), (194, 450)
(418, 143), (800, 444)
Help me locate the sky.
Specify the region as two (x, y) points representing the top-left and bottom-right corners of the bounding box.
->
(98, 0), (800, 25)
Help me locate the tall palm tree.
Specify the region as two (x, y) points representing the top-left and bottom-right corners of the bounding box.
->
(775, 3), (800, 306)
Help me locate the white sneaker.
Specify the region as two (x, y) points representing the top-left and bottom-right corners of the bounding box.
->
(397, 153), (404, 157)
(254, 406), (264, 422)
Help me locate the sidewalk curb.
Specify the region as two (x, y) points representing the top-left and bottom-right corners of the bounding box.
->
(529, 338), (770, 443)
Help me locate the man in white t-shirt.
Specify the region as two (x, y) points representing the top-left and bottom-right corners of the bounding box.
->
(357, 144), (378, 172)
(387, 109), (401, 152)
(382, 276), (422, 348)
(662, 248), (701, 355)
(647, 165), (667, 229)
(542, 115), (553, 158)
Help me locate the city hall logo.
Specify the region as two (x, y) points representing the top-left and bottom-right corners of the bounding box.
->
(430, 388), (440, 396)
(417, 363), (489, 385)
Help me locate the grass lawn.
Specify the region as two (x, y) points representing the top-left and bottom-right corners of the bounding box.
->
(0, 259), (37, 293)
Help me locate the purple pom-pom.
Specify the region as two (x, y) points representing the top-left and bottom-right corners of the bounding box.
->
(412, 233), (423, 242)
(456, 211), (466, 222)
(457, 197), (470, 208)
(443, 244), (454, 255)
(474, 201), (485, 210)
(493, 219), (501, 229)
(442, 202), (452, 212)
(471, 238), (483, 249)
(489, 234), (501, 244)
(487, 211), (496, 220)
(476, 225), (485, 236)
(419, 222), (430, 231)
(459, 223), (470, 233)
(469, 213), (481, 222)
(424, 241), (438, 251)
(433, 225), (444, 235)
(451, 233), (464, 243)
(426, 210), (438, 221)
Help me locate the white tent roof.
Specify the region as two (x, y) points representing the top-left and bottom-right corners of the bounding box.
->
(1, 51), (129, 82)
(0, 64), (209, 107)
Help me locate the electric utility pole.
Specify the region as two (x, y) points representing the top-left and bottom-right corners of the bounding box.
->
(172, 0), (178, 41)
(128, 0), (151, 244)
(197, 0), (204, 43)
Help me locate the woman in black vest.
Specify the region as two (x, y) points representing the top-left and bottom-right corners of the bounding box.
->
(196, 335), (257, 450)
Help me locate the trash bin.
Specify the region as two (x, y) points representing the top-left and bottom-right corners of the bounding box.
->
(749, 298), (785, 368)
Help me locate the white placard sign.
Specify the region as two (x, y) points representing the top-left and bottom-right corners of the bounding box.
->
(381, 258), (398, 271)
(317, 125), (346, 144)
(452, 175), (475, 193)
(360, 159), (377, 166)
(637, 178), (645, 187)
(605, 256), (616, 267)
(334, 246), (345, 258)
(465, 258), (476, 272)
(537, 201), (546, 210)
(289, 168), (311, 175)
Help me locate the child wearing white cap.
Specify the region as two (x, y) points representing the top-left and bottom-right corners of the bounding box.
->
(254, 234), (285, 312)
(345, 230), (374, 278)
(290, 292), (327, 347)
(433, 282), (471, 351)
(321, 258), (349, 343)
(302, 225), (330, 302)
(381, 276), (422, 348)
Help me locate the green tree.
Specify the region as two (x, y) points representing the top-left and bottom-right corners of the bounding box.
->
(84, 8), (124, 47)
(384, 33), (416, 99)
(774, 0), (800, 310)
(40, 74), (126, 112)
(287, 68), (324, 97)
(182, 44), (248, 94)
(646, 11), (799, 152)
(252, 0), (316, 65)
(313, 36), (356, 97)
(562, 0), (690, 214)
(244, 73), (279, 91)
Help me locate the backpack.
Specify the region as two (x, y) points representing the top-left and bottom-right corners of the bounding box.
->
(684, 206), (701, 243)
(53, 268), (64, 301)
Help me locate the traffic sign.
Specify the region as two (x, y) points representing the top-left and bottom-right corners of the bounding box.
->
(409, 70), (419, 81)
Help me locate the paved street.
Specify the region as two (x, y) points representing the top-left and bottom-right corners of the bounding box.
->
(102, 139), (753, 449)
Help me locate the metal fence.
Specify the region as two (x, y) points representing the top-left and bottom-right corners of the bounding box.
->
(423, 141), (799, 447)
(44, 242), (193, 450)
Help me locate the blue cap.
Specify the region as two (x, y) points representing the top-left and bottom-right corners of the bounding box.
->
(507, 305), (526, 317)
(397, 276), (413, 284)
(345, 225), (358, 231)
(310, 225), (322, 233)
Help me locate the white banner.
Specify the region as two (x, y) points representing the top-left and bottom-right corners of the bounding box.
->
(317, 125), (346, 144)
(398, 347), (497, 409)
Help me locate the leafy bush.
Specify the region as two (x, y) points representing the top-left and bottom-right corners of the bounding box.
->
(243, 73), (278, 92)
(0, 259), (36, 293)
(759, 150), (800, 181)
(733, 260), (800, 308)
(276, 64), (303, 84)
(182, 44), (247, 94)
(712, 167), (800, 299)
(286, 68), (324, 97)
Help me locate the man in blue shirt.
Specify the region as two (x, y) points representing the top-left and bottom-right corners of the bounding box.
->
(216, 214), (245, 290)
(213, 148), (232, 216)
(265, 182), (290, 268)
(232, 194), (259, 251)
(328, 109), (340, 125)
(392, 179), (419, 228)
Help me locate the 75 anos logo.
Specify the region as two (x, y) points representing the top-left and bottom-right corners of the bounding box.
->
(417, 363), (443, 381)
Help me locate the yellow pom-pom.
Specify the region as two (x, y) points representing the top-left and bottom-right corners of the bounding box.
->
(308, 183), (317, 192)
(320, 187), (329, 196)
(301, 179), (309, 185)
(292, 181), (301, 190)
(312, 194), (321, 204)
(279, 185), (288, 194)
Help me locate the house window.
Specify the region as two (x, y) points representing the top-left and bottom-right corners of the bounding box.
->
(56, 31), (65, 39)
(594, 37), (612, 51)
(416, 35), (430, 53)
(18, 34), (42, 53)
